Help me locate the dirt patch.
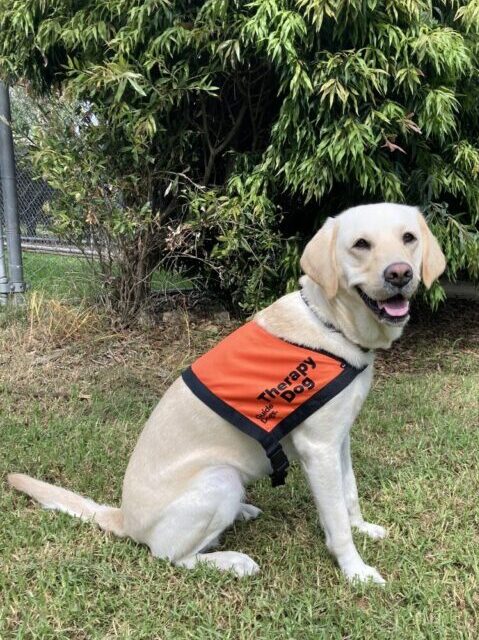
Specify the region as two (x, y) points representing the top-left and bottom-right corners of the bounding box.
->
(1, 297), (477, 416)
(375, 299), (479, 375)
(0, 305), (238, 416)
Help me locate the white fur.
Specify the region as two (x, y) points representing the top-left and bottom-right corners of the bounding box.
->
(8, 203), (446, 584)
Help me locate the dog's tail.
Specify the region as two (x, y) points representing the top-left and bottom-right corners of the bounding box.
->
(7, 473), (125, 537)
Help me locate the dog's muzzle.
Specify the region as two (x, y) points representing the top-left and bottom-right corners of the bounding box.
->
(356, 287), (411, 324)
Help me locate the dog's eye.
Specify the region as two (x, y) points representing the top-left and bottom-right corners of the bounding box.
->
(353, 238), (371, 250)
(403, 232), (416, 244)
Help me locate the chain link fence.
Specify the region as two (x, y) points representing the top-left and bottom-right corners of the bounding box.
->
(0, 150), (85, 255)
(9, 154), (54, 240)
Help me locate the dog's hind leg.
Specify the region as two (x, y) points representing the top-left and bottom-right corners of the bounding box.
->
(145, 465), (260, 577)
(236, 503), (262, 521)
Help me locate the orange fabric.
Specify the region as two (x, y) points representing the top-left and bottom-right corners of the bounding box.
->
(191, 321), (345, 433)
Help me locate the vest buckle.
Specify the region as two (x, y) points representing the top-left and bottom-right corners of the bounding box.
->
(265, 443), (290, 487)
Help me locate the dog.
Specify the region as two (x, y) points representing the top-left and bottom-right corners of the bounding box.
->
(8, 203), (446, 584)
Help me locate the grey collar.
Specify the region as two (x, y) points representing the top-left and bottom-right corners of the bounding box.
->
(300, 289), (371, 354)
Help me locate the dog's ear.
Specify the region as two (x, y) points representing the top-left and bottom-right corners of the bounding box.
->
(300, 217), (338, 298)
(417, 212), (446, 288)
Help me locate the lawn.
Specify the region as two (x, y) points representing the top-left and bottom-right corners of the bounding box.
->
(20, 251), (191, 302)
(1, 256), (478, 639)
(22, 251), (97, 301)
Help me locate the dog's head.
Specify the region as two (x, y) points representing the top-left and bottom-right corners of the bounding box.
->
(300, 203), (446, 326)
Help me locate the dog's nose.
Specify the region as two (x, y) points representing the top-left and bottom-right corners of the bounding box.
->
(384, 262), (413, 288)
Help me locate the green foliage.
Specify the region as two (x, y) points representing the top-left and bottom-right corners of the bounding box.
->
(1, 0), (478, 316)
(19, 97), (166, 323)
(185, 167), (301, 310)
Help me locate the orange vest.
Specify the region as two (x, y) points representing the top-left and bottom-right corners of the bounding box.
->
(182, 321), (366, 486)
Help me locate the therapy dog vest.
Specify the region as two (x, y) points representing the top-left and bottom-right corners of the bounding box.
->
(182, 321), (366, 486)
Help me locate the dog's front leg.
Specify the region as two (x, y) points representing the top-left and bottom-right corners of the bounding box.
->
(341, 435), (387, 540)
(295, 435), (385, 585)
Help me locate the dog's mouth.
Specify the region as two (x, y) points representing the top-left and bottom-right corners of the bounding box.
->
(356, 287), (410, 324)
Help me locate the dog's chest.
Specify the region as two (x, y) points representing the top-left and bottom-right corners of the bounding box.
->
(295, 365), (373, 442)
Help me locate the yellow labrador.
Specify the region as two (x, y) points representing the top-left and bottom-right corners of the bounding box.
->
(9, 203), (445, 584)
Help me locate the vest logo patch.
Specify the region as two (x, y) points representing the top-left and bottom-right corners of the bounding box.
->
(255, 356), (316, 422)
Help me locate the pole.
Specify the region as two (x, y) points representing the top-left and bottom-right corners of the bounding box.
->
(0, 214), (9, 305)
(0, 80), (25, 299)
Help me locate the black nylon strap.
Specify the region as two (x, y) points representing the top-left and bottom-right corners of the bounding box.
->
(262, 440), (290, 487)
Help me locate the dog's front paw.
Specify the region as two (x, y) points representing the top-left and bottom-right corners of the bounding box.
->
(342, 561), (386, 586)
(352, 521), (387, 540)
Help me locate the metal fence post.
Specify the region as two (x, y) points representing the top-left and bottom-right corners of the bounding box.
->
(0, 80), (26, 301)
(0, 215), (9, 305)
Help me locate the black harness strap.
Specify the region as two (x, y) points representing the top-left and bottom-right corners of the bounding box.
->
(262, 439), (290, 487)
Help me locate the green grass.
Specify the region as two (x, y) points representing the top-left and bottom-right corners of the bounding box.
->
(22, 252), (97, 301)
(1, 310), (478, 638)
(21, 251), (191, 303)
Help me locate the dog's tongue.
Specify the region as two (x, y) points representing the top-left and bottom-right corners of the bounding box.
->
(378, 297), (410, 317)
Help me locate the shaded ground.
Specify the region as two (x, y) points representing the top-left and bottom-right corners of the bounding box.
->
(376, 299), (479, 375)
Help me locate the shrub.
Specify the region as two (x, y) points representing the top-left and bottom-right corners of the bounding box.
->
(1, 0), (478, 316)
